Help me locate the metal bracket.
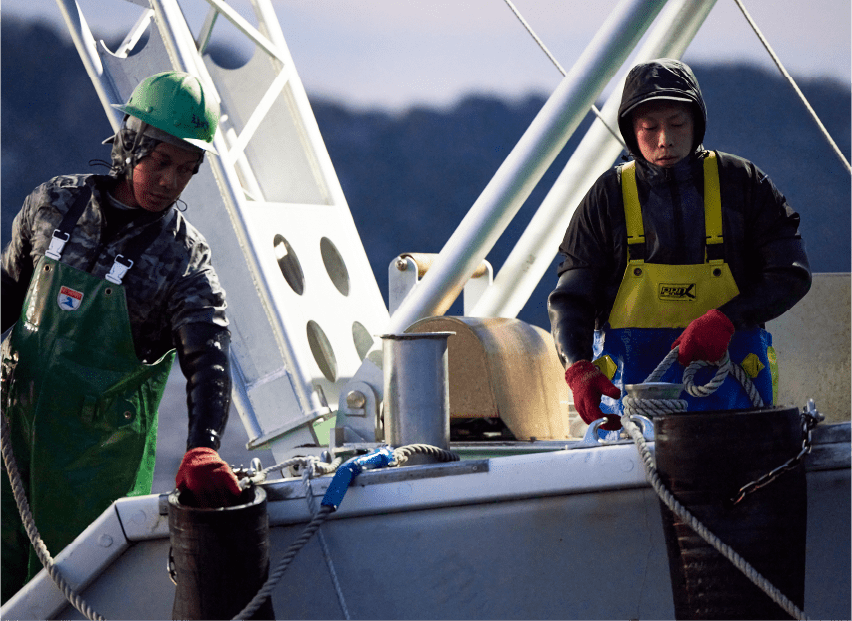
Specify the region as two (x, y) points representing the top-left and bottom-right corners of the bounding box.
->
(581, 414), (654, 446)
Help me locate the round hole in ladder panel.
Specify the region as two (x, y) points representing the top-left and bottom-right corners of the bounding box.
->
(307, 320), (337, 382)
(352, 321), (374, 361)
(273, 234), (305, 295)
(320, 237), (349, 296)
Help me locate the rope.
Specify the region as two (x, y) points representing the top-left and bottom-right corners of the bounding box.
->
(621, 415), (809, 620)
(623, 347), (763, 419)
(233, 505), (335, 620)
(232, 443), (459, 620)
(391, 443), (460, 466)
(501, 0), (628, 151)
(1, 413), (106, 621)
(620, 346), (806, 619)
(733, 0), (851, 174)
(238, 454), (344, 489)
(301, 465), (351, 620)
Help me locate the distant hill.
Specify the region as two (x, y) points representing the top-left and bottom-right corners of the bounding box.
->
(2, 16), (849, 329)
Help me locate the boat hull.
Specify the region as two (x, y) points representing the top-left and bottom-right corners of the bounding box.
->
(5, 424), (846, 620)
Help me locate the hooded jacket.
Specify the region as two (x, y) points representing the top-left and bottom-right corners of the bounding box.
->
(548, 59), (811, 367)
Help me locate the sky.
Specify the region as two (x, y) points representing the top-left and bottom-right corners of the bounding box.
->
(5, 0), (851, 111)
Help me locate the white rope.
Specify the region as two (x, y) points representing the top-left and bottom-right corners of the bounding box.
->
(621, 415), (809, 620)
(302, 466), (351, 620)
(621, 346), (805, 619)
(1, 413), (106, 621)
(624, 347), (763, 420)
(501, 0), (628, 150)
(232, 444), (459, 620)
(733, 0), (851, 174)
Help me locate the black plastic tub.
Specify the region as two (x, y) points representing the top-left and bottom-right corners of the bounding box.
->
(168, 486), (274, 620)
(653, 406), (807, 620)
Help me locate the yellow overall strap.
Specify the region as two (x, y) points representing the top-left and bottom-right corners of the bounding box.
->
(703, 151), (723, 264)
(620, 153), (723, 264)
(620, 161), (644, 262)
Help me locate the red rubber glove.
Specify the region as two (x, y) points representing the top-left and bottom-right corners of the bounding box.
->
(175, 447), (242, 508)
(565, 360), (622, 431)
(671, 309), (735, 366)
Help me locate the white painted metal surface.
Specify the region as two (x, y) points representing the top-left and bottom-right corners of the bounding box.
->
(767, 273), (852, 422)
(388, 255), (494, 316)
(4, 427), (848, 620)
(384, 0), (667, 333)
(7, 2), (848, 619)
(336, 0), (672, 436)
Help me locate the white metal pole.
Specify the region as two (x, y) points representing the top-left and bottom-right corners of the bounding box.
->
(386, 0), (667, 334)
(471, 0), (719, 319)
(54, 0), (123, 131)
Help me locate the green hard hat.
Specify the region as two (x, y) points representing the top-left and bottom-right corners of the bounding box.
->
(113, 71), (220, 153)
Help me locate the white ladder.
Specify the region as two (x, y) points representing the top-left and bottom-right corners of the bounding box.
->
(57, 0), (390, 462)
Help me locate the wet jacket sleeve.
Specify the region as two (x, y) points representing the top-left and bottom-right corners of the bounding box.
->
(175, 321), (232, 451)
(548, 269), (599, 367)
(1, 198), (37, 333)
(548, 170), (624, 367)
(716, 157), (812, 329)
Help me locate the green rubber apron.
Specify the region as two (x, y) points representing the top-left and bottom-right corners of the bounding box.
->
(1, 190), (173, 598)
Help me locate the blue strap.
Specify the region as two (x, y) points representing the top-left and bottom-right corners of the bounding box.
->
(321, 447), (395, 510)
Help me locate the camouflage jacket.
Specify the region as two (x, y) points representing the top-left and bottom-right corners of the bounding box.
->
(1, 174), (228, 362)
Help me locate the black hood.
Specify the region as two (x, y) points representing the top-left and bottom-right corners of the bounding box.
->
(617, 59), (707, 159)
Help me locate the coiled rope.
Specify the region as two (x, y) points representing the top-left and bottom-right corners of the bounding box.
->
(621, 416), (808, 620)
(0, 412), (105, 621)
(622, 347), (764, 419)
(620, 346), (808, 621)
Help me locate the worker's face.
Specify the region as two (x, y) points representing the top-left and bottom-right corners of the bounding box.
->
(120, 142), (200, 212)
(632, 100), (694, 167)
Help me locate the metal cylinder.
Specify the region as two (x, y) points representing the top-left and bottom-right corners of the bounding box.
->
(381, 332), (453, 463)
(168, 486), (275, 620)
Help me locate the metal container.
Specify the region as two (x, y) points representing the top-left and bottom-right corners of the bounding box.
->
(624, 382), (683, 400)
(381, 332), (453, 463)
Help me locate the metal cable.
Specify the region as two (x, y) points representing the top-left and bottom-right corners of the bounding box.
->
(1, 413), (106, 621)
(501, 0), (628, 150)
(391, 443), (460, 466)
(733, 0), (851, 174)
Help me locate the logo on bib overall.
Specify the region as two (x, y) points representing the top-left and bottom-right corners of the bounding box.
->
(58, 286), (84, 310)
(658, 283), (696, 301)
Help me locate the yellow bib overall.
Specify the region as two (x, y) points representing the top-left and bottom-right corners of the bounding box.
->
(593, 153), (776, 415)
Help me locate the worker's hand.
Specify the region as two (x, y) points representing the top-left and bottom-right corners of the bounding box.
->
(672, 309), (735, 366)
(565, 360), (622, 430)
(175, 447), (242, 508)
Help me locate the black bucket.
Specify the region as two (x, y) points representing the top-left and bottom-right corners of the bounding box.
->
(653, 406), (807, 620)
(168, 486), (275, 620)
